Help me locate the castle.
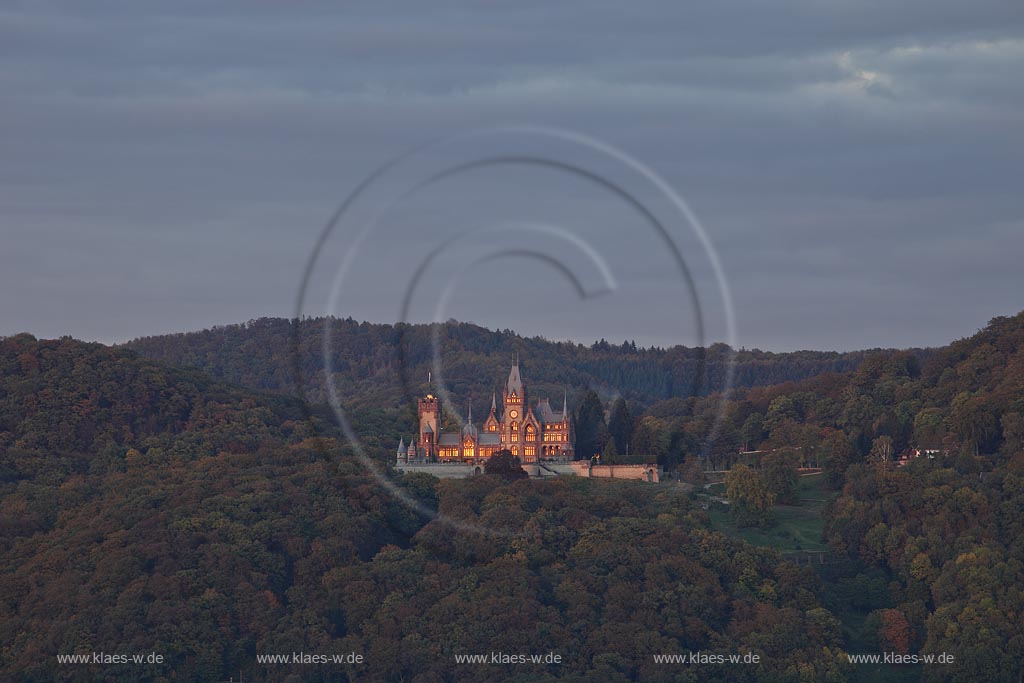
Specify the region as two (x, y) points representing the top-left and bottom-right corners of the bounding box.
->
(396, 357), (574, 464)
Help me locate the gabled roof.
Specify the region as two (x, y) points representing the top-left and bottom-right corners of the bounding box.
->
(536, 398), (568, 424)
(438, 433), (459, 446)
(479, 433), (501, 446)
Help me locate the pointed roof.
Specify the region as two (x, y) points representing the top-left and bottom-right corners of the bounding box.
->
(537, 399), (558, 423)
(463, 402), (478, 437)
(397, 437), (407, 454)
(422, 423), (433, 434)
(506, 354), (523, 395)
(537, 395), (571, 423)
(484, 391), (499, 425)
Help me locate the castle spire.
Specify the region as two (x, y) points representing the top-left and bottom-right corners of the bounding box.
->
(563, 390), (568, 420)
(463, 400), (478, 437)
(490, 391), (497, 414)
(506, 355), (523, 395)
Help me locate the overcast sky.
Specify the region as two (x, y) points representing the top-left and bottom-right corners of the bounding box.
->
(3, 0), (1023, 351)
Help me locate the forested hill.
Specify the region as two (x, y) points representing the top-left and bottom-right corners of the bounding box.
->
(634, 310), (1024, 472)
(123, 317), (918, 410)
(0, 334), (847, 681)
(0, 334), (326, 460)
(589, 311), (1024, 680)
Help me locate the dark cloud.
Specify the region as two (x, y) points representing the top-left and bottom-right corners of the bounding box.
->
(1, 0), (1022, 350)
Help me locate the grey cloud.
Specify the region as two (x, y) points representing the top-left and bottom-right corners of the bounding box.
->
(1, 0), (1022, 350)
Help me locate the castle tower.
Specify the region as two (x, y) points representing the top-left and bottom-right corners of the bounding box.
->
(502, 355), (525, 458)
(418, 393), (439, 460)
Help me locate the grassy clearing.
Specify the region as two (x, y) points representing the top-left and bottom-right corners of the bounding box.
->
(705, 473), (829, 552)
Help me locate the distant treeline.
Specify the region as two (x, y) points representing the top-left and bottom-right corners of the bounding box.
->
(123, 317), (922, 411)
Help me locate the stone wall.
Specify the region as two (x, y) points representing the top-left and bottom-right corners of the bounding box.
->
(571, 461), (661, 482)
(395, 461), (659, 481)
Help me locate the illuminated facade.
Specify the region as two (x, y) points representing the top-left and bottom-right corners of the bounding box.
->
(397, 357), (573, 464)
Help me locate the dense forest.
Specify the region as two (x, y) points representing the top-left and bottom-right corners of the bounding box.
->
(628, 312), (1024, 682)
(4, 310), (1024, 680)
(0, 335), (844, 681)
(123, 317), (907, 410)
(615, 312), (1024, 472)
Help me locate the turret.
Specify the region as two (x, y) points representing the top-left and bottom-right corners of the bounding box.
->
(483, 391), (500, 433)
(418, 393), (439, 460)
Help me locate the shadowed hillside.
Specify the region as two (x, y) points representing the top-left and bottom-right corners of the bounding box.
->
(123, 317), (921, 412)
(0, 335), (848, 682)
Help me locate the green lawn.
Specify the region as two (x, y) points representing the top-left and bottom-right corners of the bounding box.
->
(705, 473), (829, 552)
